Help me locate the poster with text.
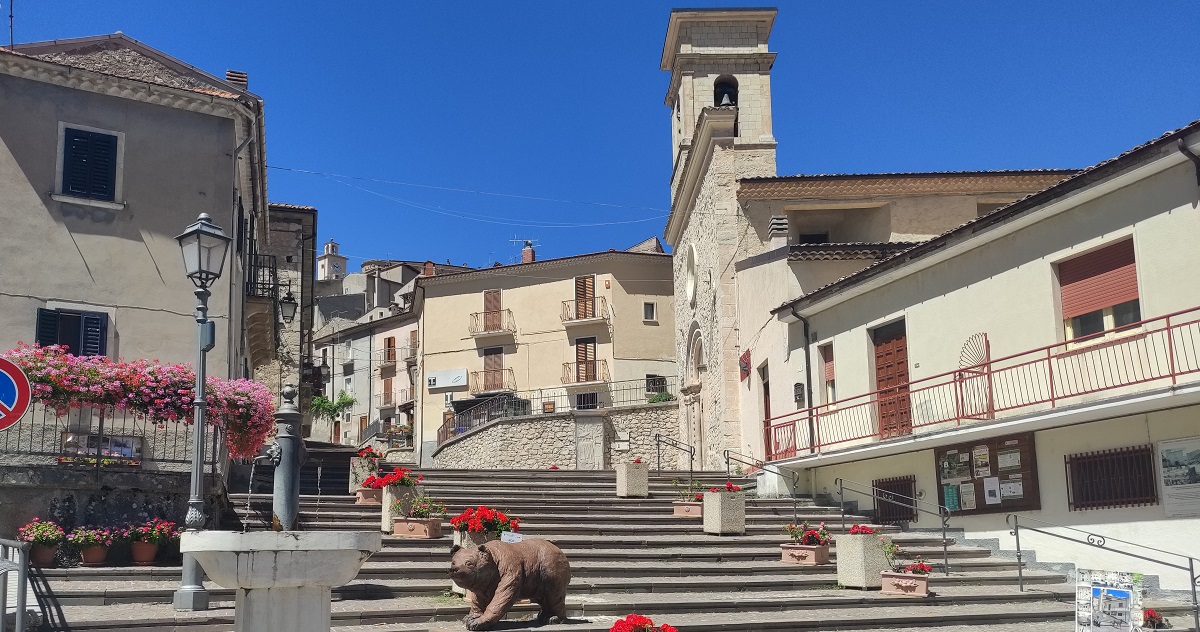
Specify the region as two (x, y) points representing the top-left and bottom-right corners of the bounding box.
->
(1159, 436), (1200, 518)
(938, 450), (972, 483)
(959, 482), (977, 510)
(1075, 569), (1144, 632)
(972, 445), (992, 478)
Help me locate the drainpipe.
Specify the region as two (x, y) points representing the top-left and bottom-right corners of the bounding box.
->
(790, 305), (816, 453)
(1177, 139), (1200, 188)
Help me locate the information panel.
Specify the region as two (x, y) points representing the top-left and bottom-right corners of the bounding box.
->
(935, 431), (1039, 515)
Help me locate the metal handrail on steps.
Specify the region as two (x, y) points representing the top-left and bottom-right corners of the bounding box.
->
(1006, 513), (1199, 631)
(653, 433), (695, 491)
(723, 449), (801, 524)
(0, 537), (31, 632)
(835, 477), (953, 575)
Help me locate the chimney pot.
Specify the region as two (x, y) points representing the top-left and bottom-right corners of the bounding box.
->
(225, 70), (249, 89)
(521, 242), (536, 264)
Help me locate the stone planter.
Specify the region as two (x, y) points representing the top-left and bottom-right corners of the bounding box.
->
(355, 488), (382, 505)
(393, 518), (443, 539)
(381, 485), (417, 533)
(451, 531), (499, 596)
(702, 491), (746, 535)
(881, 571), (930, 597)
(836, 533), (890, 589)
(79, 545), (109, 566)
(780, 543), (830, 566)
(348, 457), (379, 493)
(672, 501), (702, 518)
(30, 544), (58, 568)
(615, 462), (650, 498)
(130, 541), (159, 566)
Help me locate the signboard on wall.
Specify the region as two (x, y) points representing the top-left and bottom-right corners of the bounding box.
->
(1075, 569), (1145, 632)
(426, 369), (468, 391)
(738, 350), (751, 382)
(935, 432), (1040, 515)
(1158, 435), (1200, 518)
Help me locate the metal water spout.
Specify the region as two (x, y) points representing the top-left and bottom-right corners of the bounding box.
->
(270, 384), (307, 531)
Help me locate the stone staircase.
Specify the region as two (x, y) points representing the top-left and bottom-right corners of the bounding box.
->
(25, 467), (1196, 631)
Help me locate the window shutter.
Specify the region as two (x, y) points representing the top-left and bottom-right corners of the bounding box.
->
(35, 308), (60, 347)
(81, 313), (108, 356)
(62, 129), (118, 201)
(821, 345), (834, 382)
(62, 129), (93, 197)
(1059, 240), (1138, 319)
(409, 329), (418, 349)
(88, 133), (118, 201)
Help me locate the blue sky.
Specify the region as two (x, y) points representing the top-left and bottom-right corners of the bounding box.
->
(15, 2), (1200, 268)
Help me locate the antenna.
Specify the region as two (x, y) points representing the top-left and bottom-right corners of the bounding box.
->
(8, 0), (13, 50)
(508, 236), (541, 248)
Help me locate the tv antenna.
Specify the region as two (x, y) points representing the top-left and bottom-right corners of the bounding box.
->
(7, 0), (13, 50)
(509, 236), (541, 248)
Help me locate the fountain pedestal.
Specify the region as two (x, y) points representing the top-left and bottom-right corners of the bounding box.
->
(182, 531), (380, 632)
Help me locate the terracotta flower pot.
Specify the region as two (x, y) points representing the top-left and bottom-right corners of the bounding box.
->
(130, 541), (159, 566)
(672, 501), (703, 518)
(30, 544), (58, 568)
(393, 517), (443, 539)
(781, 543), (830, 565)
(881, 570), (930, 597)
(79, 545), (109, 566)
(355, 488), (383, 505)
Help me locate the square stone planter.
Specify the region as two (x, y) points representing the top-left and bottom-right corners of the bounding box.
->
(380, 485), (417, 533)
(615, 462), (650, 498)
(702, 491), (746, 535)
(881, 571), (930, 597)
(348, 457), (378, 493)
(672, 501), (702, 518)
(836, 533), (890, 589)
(780, 543), (830, 566)
(354, 488), (382, 505)
(393, 517), (443, 539)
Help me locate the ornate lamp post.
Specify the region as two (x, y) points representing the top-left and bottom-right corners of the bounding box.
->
(172, 213), (231, 611)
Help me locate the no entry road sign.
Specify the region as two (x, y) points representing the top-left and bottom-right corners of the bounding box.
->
(0, 357), (32, 432)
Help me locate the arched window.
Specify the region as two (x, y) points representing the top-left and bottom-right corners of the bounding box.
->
(714, 75), (738, 107)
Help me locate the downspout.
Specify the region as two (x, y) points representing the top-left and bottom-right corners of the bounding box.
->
(789, 304), (815, 454)
(1178, 139), (1200, 188)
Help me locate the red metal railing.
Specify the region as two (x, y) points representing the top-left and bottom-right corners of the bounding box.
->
(765, 306), (1200, 461)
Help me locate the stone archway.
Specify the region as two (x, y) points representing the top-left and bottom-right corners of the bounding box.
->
(682, 327), (707, 469)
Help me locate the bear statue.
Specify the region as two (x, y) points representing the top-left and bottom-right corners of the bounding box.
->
(448, 538), (571, 630)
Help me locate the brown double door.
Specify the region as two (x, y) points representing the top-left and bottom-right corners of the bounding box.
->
(483, 347), (504, 391)
(483, 290), (502, 331)
(873, 321), (912, 438)
(575, 337), (597, 382)
(575, 275), (595, 319)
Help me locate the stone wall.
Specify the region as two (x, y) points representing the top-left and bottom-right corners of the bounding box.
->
(431, 402), (683, 470)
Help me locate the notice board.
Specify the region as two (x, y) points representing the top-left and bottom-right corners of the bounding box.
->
(935, 432), (1040, 516)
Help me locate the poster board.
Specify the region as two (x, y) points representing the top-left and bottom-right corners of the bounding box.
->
(935, 432), (1039, 515)
(1075, 569), (1145, 631)
(1158, 435), (1200, 518)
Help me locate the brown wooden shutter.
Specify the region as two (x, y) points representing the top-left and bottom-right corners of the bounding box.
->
(383, 377), (393, 404)
(576, 338), (596, 381)
(484, 347), (503, 390)
(575, 276), (595, 319)
(385, 336), (396, 362)
(1059, 239), (1138, 319)
(409, 329), (418, 349)
(484, 290), (502, 330)
(821, 345), (834, 382)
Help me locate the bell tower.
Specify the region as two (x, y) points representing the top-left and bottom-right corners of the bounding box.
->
(661, 8), (778, 168)
(317, 239), (348, 281)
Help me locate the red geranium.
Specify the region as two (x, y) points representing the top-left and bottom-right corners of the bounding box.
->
(710, 481), (742, 493)
(903, 556), (933, 575)
(848, 524), (876, 535)
(610, 613), (677, 632)
(449, 506), (519, 537)
(548, 465), (560, 470)
(361, 467), (420, 489)
(357, 446), (383, 459)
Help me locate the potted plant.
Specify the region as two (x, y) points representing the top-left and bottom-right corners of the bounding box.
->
(68, 526), (117, 566)
(781, 520), (832, 565)
(350, 445), (383, 496)
(376, 467), (424, 531)
(881, 552), (932, 598)
(616, 458), (650, 498)
(703, 481), (746, 535)
(671, 479), (704, 518)
(610, 613), (678, 632)
(835, 524), (891, 589)
(392, 494), (448, 539)
(1143, 608), (1168, 629)
(448, 506), (519, 547)
(18, 518), (64, 568)
(127, 518), (180, 566)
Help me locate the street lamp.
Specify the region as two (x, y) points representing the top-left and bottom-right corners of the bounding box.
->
(279, 289), (298, 324)
(172, 213), (231, 612)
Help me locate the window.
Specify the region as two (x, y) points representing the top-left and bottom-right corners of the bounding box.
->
(575, 392), (598, 410)
(57, 125), (123, 203)
(646, 374), (667, 394)
(685, 245), (697, 306)
(343, 376), (352, 395)
(1058, 239), (1140, 341)
(35, 308), (108, 356)
(343, 362), (354, 376)
(1065, 445), (1158, 511)
(872, 475), (918, 524)
(643, 302), (657, 322)
(796, 233), (830, 245)
(819, 344), (835, 403)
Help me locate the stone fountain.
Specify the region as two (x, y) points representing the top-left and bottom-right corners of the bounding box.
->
(181, 385), (380, 632)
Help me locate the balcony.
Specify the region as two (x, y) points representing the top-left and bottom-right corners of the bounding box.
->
(244, 253), (279, 369)
(376, 347), (398, 369)
(561, 360), (610, 387)
(764, 306), (1200, 462)
(469, 368), (516, 394)
(401, 343), (419, 365)
(376, 388), (413, 410)
(561, 297), (609, 327)
(469, 310), (517, 339)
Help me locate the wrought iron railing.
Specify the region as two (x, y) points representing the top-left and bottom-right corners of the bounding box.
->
(835, 477), (952, 575)
(561, 297), (609, 323)
(468, 309), (516, 336)
(400, 344), (419, 364)
(376, 347), (398, 366)
(724, 449), (802, 524)
(245, 253), (278, 299)
(655, 433), (695, 489)
(562, 360), (610, 385)
(469, 368), (517, 394)
(766, 306), (1200, 461)
(0, 537), (31, 632)
(375, 388), (411, 409)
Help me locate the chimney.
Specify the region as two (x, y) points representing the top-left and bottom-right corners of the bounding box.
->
(225, 70), (249, 89)
(521, 241), (536, 264)
(423, 260), (436, 277)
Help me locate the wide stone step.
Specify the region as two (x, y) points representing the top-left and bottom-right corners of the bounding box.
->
(295, 521), (898, 536)
(362, 544), (988, 563)
(230, 493), (807, 505)
(236, 511), (860, 527)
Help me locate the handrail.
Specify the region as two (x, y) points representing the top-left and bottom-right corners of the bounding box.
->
(0, 537), (31, 632)
(653, 433), (695, 491)
(1006, 514), (1199, 631)
(834, 477), (952, 575)
(723, 449), (801, 523)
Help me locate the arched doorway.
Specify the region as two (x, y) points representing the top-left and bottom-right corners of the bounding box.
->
(684, 329), (706, 469)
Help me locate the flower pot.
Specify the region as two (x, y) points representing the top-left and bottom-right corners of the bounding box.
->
(703, 491), (746, 535)
(452, 530), (498, 548)
(79, 545), (109, 566)
(355, 488), (383, 505)
(381, 485), (417, 532)
(30, 544), (58, 568)
(836, 533), (891, 589)
(348, 457), (379, 494)
(781, 543), (830, 566)
(672, 501), (702, 518)
(130, 541), (159, 566)
(881, 571), (930, 597)
(393, 517), (443, 539)
(615, 462), (650, 498)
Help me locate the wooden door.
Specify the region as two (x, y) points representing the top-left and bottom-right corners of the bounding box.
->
(358, 415), (369, 440)
(483, 290), (502, 331)
(409, 329), (419, 349)
(384, 336), (396, 362)
(575, 337), (596, 382)
(574, 275), (595, 319)
(382, 377), (393, 406)
(333, 418), (342, 444)
(873, 321), (912, 438)
(484, 347), (503, 390)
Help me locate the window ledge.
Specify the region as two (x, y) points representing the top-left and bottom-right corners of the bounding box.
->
(50, 194), (126, 210)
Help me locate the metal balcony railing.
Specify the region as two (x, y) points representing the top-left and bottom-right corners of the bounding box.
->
(764, 305), (1200, 461)
(469, 368), (516, 394)
(376, 388), (412, 409)
(469, 309), (516, 336)
(561, 297), (609, 323)
(561, 359), (610, 385)
(400, 343), (419, 364)
(376, 347), (398, 367)
(245, 253), (278, 299)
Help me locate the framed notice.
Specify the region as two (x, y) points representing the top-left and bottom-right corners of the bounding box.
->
(935, 432), (1040, 515)
(1159, 435), (1200, 518)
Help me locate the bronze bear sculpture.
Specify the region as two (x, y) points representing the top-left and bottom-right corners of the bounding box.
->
(448, 538), (571, 630)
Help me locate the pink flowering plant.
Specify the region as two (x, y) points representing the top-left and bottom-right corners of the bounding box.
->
(17, 518), (65, 547)
(2, 344), (275, 458)
(128, 518), (180, 545)
(66, 526), (118, 548)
